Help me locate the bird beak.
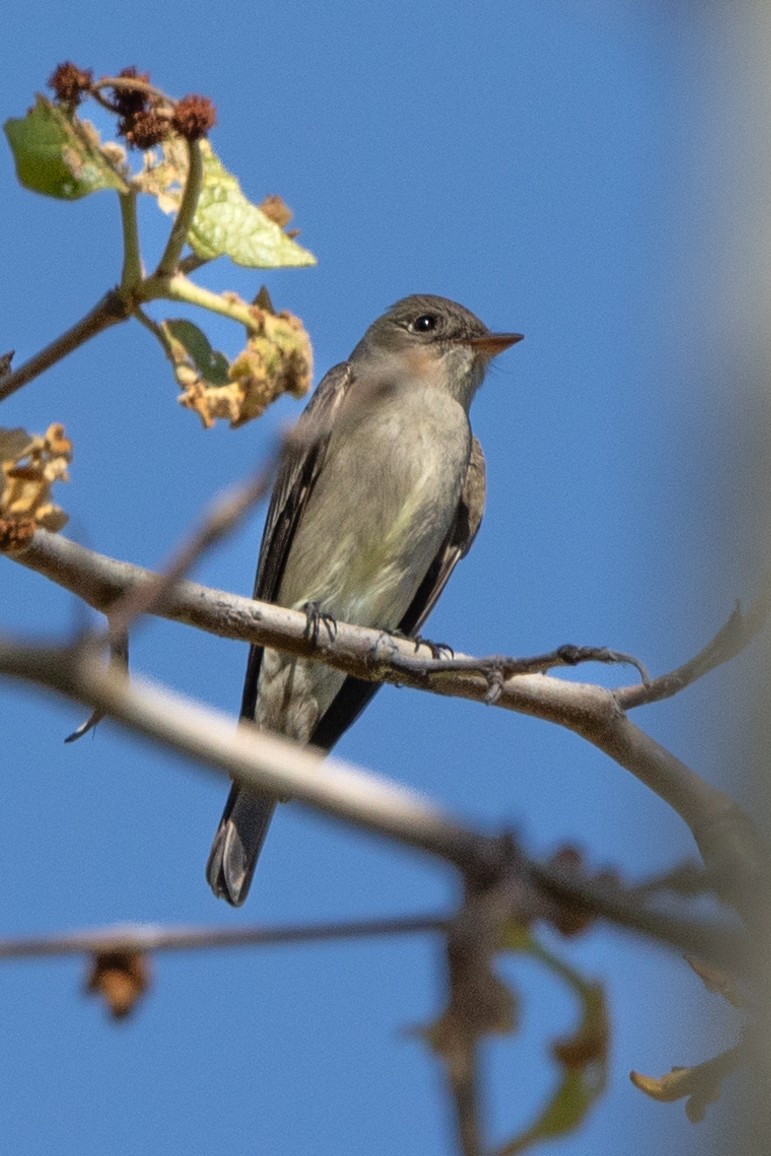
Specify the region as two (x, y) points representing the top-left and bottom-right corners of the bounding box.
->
(466, 332), (524, 357)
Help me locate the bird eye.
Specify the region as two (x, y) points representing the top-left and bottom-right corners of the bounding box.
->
(411, 313), (438, 333)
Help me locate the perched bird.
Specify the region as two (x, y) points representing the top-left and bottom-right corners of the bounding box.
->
(207, 295), (523, 904)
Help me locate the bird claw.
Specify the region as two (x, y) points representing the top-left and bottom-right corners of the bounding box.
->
(483, 665), (504, 704)
(411, 633), (454, 660)
(303, 601), (338, 645)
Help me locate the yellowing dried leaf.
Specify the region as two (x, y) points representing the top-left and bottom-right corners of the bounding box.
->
(177, 379), (246, 429)
(133, 135), (187, 207)
(630, 1040), (745, 1124)
(135, 139), (315, 268)
(0, 423), (72, 532)
(85, 949), (151, 1020)
(178, 305), (312, 428)
(258, 194), (293, 229)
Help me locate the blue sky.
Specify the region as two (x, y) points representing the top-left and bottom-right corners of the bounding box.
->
(0, 3), (758, 1154)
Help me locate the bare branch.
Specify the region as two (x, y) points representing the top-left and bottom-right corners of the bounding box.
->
(0, 291), (131, 402)
(615, 574), (771, 709)
(0, 632), (756, 977)
(0, 913), (447, 960)
(5, 529), (765, 896)
(0, 635), (495, 872)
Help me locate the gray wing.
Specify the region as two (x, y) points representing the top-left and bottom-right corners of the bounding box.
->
(209, 410), (484, 905)
(239, 361), (355, 721)
(398, 435), (486, 635)
(310, 436), (486, 749)
(207, 361), (355, 904)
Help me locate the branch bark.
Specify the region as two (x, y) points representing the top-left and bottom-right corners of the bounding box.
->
(0, 635), (497, 872)
(0, 913), (446, 960)
(5, 528), (765, 897)
(0, 632), (755, 979)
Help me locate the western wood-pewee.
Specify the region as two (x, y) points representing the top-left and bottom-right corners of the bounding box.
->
(207, 295), (523, 904)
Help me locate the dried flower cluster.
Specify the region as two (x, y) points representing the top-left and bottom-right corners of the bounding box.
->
(178, 306), (313, 428)
(0, 423), (72, 535)
(48, 62), (93, 106)
(47, 62), (216, 150)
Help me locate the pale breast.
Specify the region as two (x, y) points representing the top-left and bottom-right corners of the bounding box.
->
(277, 380), (471, 628)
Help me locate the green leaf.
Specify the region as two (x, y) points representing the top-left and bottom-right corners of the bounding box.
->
(494, 935), (608, 1155)
(498, 1067), (603, 1156)
(188, 143), (315, 268)
(161, 318), (230, 385)
(4, 95), (128, 199)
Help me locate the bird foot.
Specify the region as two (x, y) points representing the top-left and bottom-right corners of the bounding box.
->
(303, 601), (338, 645)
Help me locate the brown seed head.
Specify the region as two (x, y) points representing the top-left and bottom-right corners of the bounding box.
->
(111, 66), (152, 117)
(48, 62), (93, 106)
(171, 95), (217, 141)
(118, 108), (168, 150)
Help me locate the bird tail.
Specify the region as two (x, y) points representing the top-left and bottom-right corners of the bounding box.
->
(206, 784), (277, 906)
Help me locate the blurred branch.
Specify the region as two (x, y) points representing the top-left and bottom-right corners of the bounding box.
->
(105, 455), (276, 640)
(615, 574), (771, 709)
(0, 912), (447, 960)
(4, 528), (766, 897)
(0, 633), (496, 872)
(0, 629), (757, 980)
(437, 883), (521, 1156)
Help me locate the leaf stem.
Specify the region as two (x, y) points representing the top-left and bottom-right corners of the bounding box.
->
(92, 76), (176, 107)
(0, 290), (132, 404)
(146, 272), (257, 330)
(154, 140), (203, 278)
(119, 191), (142, 291)
(133, 306), (175, 364)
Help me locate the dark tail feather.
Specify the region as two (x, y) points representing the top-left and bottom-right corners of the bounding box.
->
(206, 783), (277, 906)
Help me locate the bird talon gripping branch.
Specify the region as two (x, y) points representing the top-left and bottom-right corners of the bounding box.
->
(412, 634), (455, 660)
(302, 600), (338, 645)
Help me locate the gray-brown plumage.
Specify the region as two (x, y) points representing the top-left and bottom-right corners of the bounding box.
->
(206, 295), (522, 904)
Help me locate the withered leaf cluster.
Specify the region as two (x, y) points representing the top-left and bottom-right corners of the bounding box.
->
(0, 423), (72, 536)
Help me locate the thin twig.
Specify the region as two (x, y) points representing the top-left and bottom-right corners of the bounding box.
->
(143, 272), (259, 330)
(154, 140), (203, 278)
(118, 191), (142, 292)
(0, 632), (757, 975)
(178, 253), (212, 275)
(0, 912), (447, 960)
(5, 529), (764, 900)
(91, 75), (176, 106)
(105, 455), (277, 639)
(0, 291), (131, 403)
(615, 576), (771, 709)
(390, 645), (648, 695)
